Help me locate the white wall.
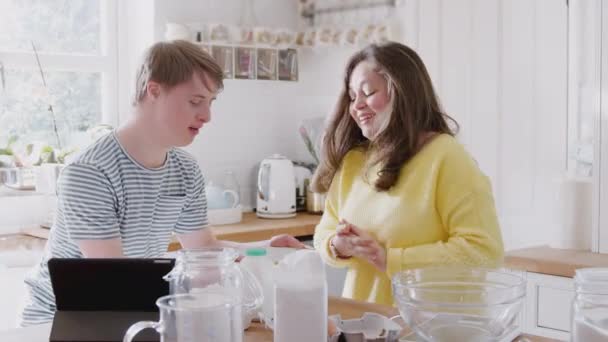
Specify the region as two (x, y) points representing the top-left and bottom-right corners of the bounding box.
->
(289, 0), (573, 250)
(116, 0), (572, 250)
(146, 0), (359, 208)
(167, 0), (571, 250)
(0, 0), (574, 252)
(400, 0), (569, 250)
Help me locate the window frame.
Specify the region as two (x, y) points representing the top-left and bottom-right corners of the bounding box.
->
(0, 0), (119, 132)
(568, 0), (608, 253)
(596, 0), (608, 253)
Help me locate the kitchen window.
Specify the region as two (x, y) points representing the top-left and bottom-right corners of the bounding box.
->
(0, 0), (118, 157)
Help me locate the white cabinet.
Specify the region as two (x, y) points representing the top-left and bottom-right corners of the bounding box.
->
(301, 238), (347, 297)
(523, 272), (575, 341)
(504, 268), (576, 340)
(0, 266), (31, 331)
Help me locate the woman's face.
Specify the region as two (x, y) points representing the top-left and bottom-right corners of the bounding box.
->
(348, 61), (393, 140)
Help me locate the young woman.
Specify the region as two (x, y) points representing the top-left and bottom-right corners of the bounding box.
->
(313, 42), (504, 306)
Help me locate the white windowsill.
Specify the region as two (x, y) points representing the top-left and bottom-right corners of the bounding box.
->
(0, 188), (53, 235)
(0, 187), (40, 197)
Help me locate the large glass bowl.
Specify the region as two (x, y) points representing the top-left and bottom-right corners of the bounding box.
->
(392, 267), (525, 342)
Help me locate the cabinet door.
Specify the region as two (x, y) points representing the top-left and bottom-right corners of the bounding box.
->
(301, 238), (347, 297)
(525, 272), (574, 340)
(0, 266), (32, 330)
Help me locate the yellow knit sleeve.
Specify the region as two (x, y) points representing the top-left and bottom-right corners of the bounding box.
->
(385, 147), (505, 278)
(313, 167), (356, 269)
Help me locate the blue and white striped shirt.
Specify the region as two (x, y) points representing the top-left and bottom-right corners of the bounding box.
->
(21, 132), (208, 326)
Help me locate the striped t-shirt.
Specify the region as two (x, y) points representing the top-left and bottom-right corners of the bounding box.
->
(21, 132), (208, 326)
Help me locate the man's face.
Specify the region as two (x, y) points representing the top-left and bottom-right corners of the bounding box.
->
(148, 73), (219, 147)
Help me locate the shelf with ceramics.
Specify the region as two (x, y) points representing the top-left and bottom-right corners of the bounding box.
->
(164, 19), (395, 81)
(167, 21), (392, 49)
(166, 23), (298, 81)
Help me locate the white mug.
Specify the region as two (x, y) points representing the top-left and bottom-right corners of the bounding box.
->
(206, 182), (239, 209)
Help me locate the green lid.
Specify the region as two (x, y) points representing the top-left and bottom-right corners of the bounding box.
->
(245, 248), (267, 257)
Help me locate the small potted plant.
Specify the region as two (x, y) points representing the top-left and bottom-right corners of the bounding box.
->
(0, 139), (70, 191)
(298, 117), (326, 213)
(0, 136), (32, 189)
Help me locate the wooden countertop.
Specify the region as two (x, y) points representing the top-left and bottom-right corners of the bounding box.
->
(168, 212), (319, 251)
(16, 213), (608, 280)
(244, 297), (558, 342)
(18, 212), (320, 252)
(244, 297), (399, 341)
(505, 245), (608, 278)
(0, 233), (47, 251)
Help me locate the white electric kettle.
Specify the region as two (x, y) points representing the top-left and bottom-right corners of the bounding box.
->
(256, 154), (296, 219)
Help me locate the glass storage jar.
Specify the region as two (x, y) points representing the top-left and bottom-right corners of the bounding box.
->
(163, 247), (263, 327)
(571, 268), (608, 342)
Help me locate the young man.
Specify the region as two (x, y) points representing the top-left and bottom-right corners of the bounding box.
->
(20, 40), (303, 326)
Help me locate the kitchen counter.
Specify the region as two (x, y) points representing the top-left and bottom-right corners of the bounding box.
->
(12, 212), (320, 252)
(12, 216), (608, 280)
(0, 233), (46, 252)
(169, 212), (319, 251)
(0, 296), (560, 342)
(505, 245), (608, 278)
(247, 297), (558, 341)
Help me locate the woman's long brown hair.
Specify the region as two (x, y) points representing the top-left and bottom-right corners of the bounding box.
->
(312, 42), (458, 193)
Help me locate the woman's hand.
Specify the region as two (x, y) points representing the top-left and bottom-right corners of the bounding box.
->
(333, 219), (386, 272)
(330, 223), (355, 258)
(269, 234), (307, 249)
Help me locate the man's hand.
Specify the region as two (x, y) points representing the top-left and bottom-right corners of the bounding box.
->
(77, 238), (124, 258)
(269, 234), (307, 249)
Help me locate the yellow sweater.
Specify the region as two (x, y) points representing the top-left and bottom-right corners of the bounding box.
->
(313, 134), (504, 306)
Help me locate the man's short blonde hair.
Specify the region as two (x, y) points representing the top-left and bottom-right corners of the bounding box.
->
(133, 40), (224, 104)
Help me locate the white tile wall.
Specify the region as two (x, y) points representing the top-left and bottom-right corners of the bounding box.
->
(148, 1), (361, 209)
(402, 0), (569, 250)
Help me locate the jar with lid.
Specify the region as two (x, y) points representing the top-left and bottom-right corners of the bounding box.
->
(163, 247), (263, 328)
(571, 268), (608, 341)
(221, 170), (241, 206)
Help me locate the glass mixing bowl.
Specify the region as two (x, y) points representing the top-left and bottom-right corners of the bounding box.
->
(392, 267), (525, 342)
